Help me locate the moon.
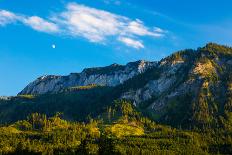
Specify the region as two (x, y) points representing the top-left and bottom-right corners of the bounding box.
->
(52, 44), (56, 49)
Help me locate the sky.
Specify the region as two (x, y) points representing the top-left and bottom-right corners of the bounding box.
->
(0, 0), (232, 96)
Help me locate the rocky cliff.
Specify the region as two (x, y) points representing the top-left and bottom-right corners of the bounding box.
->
(19, 60), (157, 95)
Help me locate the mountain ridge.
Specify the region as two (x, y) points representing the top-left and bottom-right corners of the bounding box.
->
(1, 43), (232, 130)
(19, 43), (232, 97)
(18, 60), (157, 95)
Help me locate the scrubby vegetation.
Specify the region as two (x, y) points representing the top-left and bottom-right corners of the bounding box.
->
(64, 84), (101, 92)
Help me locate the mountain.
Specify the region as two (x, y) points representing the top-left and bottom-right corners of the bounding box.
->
(1, 43), (232, 130)
(119, 43), (232, 128)
(19, 60), (157, 95)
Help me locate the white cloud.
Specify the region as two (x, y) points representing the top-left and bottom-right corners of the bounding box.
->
(22, 16), (59, 33)
(0, 10), (59, 33)
(0, 2), (166, 49)
(51, 3), (166, 47)
(51, 3), (126, 42)
(0, 10), (18, 25)
(125, 19), (164, 37)
(118, 37), (144, 49)
(153, 27), (165, 33)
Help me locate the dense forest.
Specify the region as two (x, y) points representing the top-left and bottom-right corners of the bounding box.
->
(0, 100), (232, 155)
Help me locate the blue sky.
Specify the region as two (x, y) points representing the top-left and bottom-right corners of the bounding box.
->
(0, 0), (232, 96)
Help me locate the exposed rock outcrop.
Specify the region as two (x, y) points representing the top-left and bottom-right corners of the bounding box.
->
(19, 60), (157, 95)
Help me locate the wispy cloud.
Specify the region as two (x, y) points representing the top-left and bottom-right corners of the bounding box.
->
(0, 10), (58, 33)
(125, 19), (164, 37)
(51, 3), (126, 42)
(0, 10), (18, 26)
(0, 2), (166, 49)
(118, 37), (144, 49)
(22, 16), (59, 33)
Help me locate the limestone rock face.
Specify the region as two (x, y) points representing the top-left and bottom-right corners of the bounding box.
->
(120, 59), (185, 107)
(19, 60), (157, 95)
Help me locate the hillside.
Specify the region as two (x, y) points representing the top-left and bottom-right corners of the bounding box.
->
(0, 43), (232, 154)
